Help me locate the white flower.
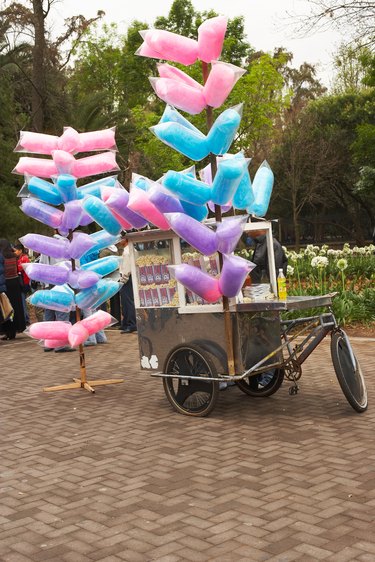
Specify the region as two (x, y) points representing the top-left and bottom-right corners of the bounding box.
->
(287, 265), (294, 276)
(336, 258), (348, 271)
(288, 251), (298, 263)
(311, 256), (329, 269)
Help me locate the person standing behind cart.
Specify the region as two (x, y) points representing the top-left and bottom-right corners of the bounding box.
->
(118, 237), (137, 334)
(250, 232), (288, 283)
(14, 242), (31, 325)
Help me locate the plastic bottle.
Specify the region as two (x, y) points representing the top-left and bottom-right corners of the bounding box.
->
(277, 268), (287, 300)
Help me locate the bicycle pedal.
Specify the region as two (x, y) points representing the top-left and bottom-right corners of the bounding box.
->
(289, 385), (299, 395)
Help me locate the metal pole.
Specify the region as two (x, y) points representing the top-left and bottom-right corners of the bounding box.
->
(202, 62), (235, 376)
(69, 230), (87, 386)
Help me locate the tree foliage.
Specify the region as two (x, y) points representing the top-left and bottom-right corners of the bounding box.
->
(0, 0), (373, 245)
(302, 1), (375, 47)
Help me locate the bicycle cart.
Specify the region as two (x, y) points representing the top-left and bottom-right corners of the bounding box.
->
(127, 221), (368, 417)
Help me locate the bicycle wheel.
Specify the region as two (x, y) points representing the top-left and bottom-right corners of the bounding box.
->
(163, 344), (219, 417)
(330, 329), (368, 413)
(236, 368), (284, 397)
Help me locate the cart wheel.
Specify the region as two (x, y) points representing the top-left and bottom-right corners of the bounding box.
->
(236, 368), (284, 397)
(331, 329), (368, 413)
(163, 344), (219, 417)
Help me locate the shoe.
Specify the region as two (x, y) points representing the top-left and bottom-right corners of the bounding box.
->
(97, 340), (108, 344)
(44, 347), (54, 352)
(84, 341), (97, 347)
(54, 347), (76, 353)
(120, 328), (137, 333)
(1, 335), (16, 341)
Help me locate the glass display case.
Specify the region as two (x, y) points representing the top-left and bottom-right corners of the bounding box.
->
(126, 218), (277, 312)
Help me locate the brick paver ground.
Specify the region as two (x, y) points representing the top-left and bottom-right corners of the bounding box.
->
(1, 329), (374, 562)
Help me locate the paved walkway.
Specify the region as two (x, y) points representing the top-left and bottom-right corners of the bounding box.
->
(1, 330), (374, 562)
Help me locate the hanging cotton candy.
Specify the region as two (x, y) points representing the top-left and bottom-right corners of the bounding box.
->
(57, 127), (80, 153)
(55, 174), (78, 202)
(60, 200), (83, 233)
(13, 157), (57, 178)
(216, 215), (248, 254)
(76, 128), (117, 153)
(68, 269), (101, 290)
(207, 201), (232, 214)
(157, 63), (204, 91)
(82, 195), (122, 236)
(80, 256), (119, 277)
(127, 187), (169, 230)
(81, 310), (113, 335)
(248, 161), (274, 217)
(105, 189), (149, 230)
(20, 233), (70, 259)
(73, 152), (119, 178)
(139, 29), (198, 66)
(160, 105), (203, 134)
(68, 322), (90, 347)
(162, 171), (212, 205)
(52, 150), (75, 175)
(29, 288), (74, 312)
(203, 61), (245, 108)
(211, 158), (247, 205)
(180, 201), (209, 222)
(199, 163), (213, 185)
(21, 198), (63, 228)
(131, 173), (152, 192)
(151, 122), (209, 161)
(15, 131), (59, 155)
(77, 176), (117, 199)
(219, 254), (255, 298)
(207, 105), (243, 156)
(87, 279), (121, 310)
(29, 321), (72, 340)
(232, 163), (254, 210)
(147, 183), (184, 214)
(68, 232), (96, 260)
(165, 212), (217, 255)
(169, 264), (222, 304)
(150, 77), (206, 115)
(197, 16), (227, 63)
(44, 338), (70, 349)
(25, 263), (69, 286)
(26, 176), (63, 206)
(82, 230), (121, 258)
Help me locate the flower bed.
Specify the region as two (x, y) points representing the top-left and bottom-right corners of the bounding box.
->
(284, 243), (375, 326)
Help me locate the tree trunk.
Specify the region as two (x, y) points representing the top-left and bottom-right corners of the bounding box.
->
(31, 0), (46, 131)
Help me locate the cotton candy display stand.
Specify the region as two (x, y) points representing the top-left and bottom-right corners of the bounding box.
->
(135, 16), (267, 375)
(14, 128), (125, 393)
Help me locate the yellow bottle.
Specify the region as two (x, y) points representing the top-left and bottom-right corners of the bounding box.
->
(277, 268), (287, 300)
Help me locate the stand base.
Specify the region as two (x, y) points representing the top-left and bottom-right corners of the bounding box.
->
(43, 377), (124, 393)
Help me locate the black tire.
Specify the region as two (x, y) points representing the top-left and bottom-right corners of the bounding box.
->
(236, 368), (284, 397)
(331, 329), (368, 413)
(163, 344), (219, 417)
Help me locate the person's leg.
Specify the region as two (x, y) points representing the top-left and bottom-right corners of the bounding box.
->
(21, 291), (30, 324)
(120, 278), (136, 332)
(95, 329), (107, 344)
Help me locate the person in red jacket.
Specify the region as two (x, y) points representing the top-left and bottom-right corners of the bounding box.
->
(14, 242), (30, 325)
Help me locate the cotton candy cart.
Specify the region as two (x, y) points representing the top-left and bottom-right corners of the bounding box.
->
(127, 221), (368, 417)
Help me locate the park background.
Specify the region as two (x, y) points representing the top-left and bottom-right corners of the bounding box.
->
(0, 0), (374, 328)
